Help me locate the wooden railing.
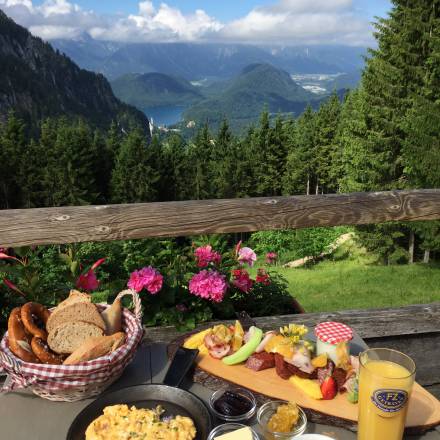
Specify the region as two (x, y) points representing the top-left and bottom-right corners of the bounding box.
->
(0, 189), (440, 247)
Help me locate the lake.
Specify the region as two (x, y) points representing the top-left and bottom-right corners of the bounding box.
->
(143, 105), (186, 127)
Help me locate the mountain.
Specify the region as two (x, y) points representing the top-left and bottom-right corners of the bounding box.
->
(51, 39), (366, 81)
(111, 72), (203, 108)
(0, 11), (148, 133)
(183, 63), (317, 131)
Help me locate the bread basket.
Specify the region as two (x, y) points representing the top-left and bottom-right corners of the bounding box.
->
(0, 289), (143, 402)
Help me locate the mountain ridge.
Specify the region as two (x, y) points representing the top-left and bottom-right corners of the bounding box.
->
(0, 10), (149, 134)
(111, 72), (203, 108)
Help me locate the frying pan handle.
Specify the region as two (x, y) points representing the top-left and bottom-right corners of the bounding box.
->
(163, 347), (199, 388)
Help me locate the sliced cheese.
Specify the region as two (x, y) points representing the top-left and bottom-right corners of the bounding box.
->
(214, 426), (253, 440)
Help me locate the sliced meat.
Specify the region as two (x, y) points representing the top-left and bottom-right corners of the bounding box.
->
(285, 362), (313, 379)
(209, 344), (231, 359)
(246, 352), (275, 371)
(274, 353), (292, 380)
(317, 359), (335, 385)
(332, 367), (348, 391)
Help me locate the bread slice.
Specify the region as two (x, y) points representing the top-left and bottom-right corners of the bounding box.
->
(101, 298), (122, 335)
(57, 290), (91, 309)
(47, 301), (105, 334)
(63, 332), (125, 365)
(48, 321), (104, 354)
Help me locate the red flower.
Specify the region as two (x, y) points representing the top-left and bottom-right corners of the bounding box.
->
(232, 268), (253, 293)
(76, 270), (100, 292)
(256, 268), (271, 286)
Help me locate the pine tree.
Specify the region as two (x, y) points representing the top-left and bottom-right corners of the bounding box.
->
(283, 106), (315, 195)
(185, 124), (213, 200)
(253, 109), (271, 196)
(0, 112), (26, 208)
(211, 119), (234, 198)
(314, 93), (341, 193)
(111, 128), (159, 203)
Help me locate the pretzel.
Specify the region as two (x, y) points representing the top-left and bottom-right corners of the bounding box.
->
(7, 307), (40, 363)
(21, 302), (50, 340)
(31, 336), (64, 365)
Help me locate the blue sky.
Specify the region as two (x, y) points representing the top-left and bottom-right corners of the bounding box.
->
(32, 0), (392, 21)
(1, 0), (392, 45)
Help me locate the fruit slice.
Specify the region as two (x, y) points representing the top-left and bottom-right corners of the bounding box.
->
(289, 376), (323, 400)
(264, 334), (285, 353)
(321, 376), (337, 400)
(232, 320), (244, 352)
(222, 326), (263, 365)
(311, 353), (328, 368)
(197, 343), (209, 355)
(183, 328), (212, 349)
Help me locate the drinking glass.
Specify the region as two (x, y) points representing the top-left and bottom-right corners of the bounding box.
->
(358, 348), (416, 440)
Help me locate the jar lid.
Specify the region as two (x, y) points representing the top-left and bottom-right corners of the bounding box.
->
(315, 322), (353, 345)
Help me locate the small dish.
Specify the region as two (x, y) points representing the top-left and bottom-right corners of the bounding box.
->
(209, 386), (257, 422)
(207, 423), (260, 440)
(257, 400), (307, 439)
(294, 436), (335, 439)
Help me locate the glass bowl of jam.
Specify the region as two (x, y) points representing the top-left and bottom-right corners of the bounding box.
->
(257, 400), (307, 439)
(209, 386), (257, 422)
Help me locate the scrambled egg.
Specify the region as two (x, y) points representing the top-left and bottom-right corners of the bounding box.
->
(85, 404), (197, 440)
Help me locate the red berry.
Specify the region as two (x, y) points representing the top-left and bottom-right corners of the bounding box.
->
(321, 376), (337, 400)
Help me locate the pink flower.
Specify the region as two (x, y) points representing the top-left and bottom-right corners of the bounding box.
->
(232, 269), (253, 293)
(0, 248), (8, 255)
(194, 245), (222, 268)
(76, 270), (100, 291)
(266, 252), (278, 264)
(237, 246), (257, 267)
(256, 268), (271, 286)
(128, 266), (163, 295)
(189, 270), (228, 303)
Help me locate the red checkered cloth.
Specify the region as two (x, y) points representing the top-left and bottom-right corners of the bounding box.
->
(0, 306), (142, 393)
(315, 321), (353, 345)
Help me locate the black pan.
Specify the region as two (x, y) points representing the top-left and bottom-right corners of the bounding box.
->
(67, 347), (213, 440)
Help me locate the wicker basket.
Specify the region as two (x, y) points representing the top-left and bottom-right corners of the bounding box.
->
(0, 289), (143, 402)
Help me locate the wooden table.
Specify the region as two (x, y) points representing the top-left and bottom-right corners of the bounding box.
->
(0, 342), (439, 440)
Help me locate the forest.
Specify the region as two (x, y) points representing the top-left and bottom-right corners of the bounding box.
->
(0, 0), (439, 265)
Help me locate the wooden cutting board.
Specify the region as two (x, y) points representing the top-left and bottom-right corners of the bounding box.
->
(197, 353), (440, 432)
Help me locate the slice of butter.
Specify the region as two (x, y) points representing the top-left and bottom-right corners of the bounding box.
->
(214, 426), (253, 440)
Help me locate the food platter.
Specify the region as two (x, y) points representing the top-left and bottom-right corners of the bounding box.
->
(170, 324), (440, 434)
(66, 384), (213, 440)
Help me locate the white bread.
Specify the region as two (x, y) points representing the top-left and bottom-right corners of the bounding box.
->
(63, 332), (125, 365)
(47, 301), (105, 334)
(48, 321), (104, 354)
(101, 298), (122, 335)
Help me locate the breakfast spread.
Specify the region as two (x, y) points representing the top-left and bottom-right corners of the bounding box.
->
(5, 290), (125, 365)
(85, 404), (196, 440)
(184, 321), (359, 404)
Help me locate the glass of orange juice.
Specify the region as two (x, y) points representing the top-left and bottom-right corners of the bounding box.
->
(358, 348), (416, 440)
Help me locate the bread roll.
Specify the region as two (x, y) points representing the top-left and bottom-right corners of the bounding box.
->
(47, 301), (105, 334)
(63, 332), (125, 365)
(101, 298), (122, 335)
(48, 321), (104, 354)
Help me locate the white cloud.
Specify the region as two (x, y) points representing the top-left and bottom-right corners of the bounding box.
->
(0, 0), (373, 46)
